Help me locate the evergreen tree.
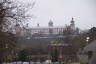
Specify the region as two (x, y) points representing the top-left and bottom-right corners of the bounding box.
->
(88, 27), (96, 42)
(18, 49), (28, 61)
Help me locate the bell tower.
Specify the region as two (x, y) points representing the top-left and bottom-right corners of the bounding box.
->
(70, 17), (75, 30)
(48, 19), (53, 27)
(48, 19), (53, 34)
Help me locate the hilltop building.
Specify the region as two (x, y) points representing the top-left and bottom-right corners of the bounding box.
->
(15, 17), (79, 37)
(30, 18), (79, 35)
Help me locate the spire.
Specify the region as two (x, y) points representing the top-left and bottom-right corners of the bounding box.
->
(48, 18), (53, 27)
(71, 17), (75, 25)
(37, 23), (40, 27)
(72, 17), (74, 21)
(70, 17), (75, 30)
(49, 19), (53, 23)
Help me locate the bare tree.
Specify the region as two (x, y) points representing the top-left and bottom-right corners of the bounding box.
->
(0, 0), (35, 63)
(0, 0), (35, 33)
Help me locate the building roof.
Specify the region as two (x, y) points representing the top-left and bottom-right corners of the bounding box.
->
(84, 40), (96, 52)
(30, 26), (66, 29)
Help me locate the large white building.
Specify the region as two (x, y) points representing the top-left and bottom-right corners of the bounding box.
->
(30, 17), (79, 35)
(16, 17), (79, 37)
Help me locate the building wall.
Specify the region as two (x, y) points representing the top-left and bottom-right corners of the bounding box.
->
(30, 27), (65, 35)
(16, 18), (79, 36)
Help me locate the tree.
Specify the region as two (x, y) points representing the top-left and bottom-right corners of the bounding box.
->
(63, 26), (72, 35)
(0, 0), (34, 63)
(0, 32), (17, 62)
(88, 27), (96, 42)
(0, 0), (34, 32)
(71, 34), (87, 52)
(18, 49), (28, 62)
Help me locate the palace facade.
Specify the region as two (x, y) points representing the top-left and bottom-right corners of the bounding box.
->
(30, 17), (79, 35)
(15, 17), (79, 37)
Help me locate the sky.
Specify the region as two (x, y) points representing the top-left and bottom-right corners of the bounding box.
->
(18, 0), (96, 29)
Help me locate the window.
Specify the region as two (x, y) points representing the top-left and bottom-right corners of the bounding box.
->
(87, 51), (93, 59)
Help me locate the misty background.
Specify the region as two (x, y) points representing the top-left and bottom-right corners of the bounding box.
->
(18, 0), (96, 29)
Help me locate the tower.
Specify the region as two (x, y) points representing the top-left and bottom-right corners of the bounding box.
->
(70, 17), (75, 30)
(48, 19), (53, 34)
(37, 23), (40, 27)
(48, 19), (53, 27)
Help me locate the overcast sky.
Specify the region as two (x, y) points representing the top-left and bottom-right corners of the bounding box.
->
(19, 0), (96, 29)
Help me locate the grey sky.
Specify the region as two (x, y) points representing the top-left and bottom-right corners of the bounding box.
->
(19, 0), (96, 29)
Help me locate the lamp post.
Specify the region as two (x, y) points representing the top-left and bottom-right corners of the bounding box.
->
(5, 44), (8, 64)
(86, 37), (90, 44)
(29, 55), (31, 64)
(16, 53), (18, 64)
